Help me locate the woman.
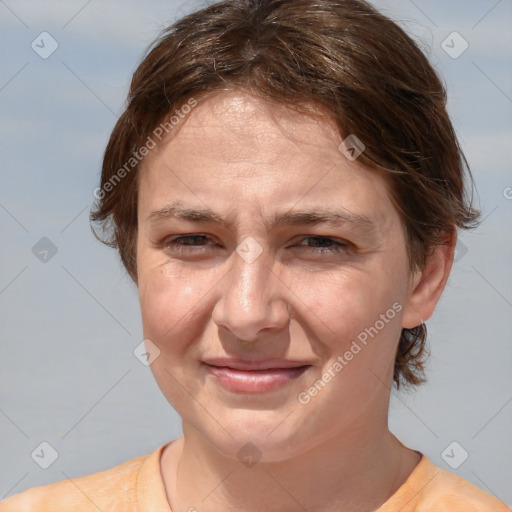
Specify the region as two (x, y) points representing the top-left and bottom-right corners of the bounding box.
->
(2, 0), (509, 510)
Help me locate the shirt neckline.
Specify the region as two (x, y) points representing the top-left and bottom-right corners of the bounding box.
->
(137, 441), (174, 511)
(377, 452), (439, 511)
(140, 442), (429, 512)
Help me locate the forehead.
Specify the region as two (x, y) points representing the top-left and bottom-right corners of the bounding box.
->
(138, 90), (398, 229)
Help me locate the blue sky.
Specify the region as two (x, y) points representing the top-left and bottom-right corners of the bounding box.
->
(1, 0), (511, 504)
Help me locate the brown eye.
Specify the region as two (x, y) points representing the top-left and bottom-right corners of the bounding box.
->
(164, 234), (214, 254)
(295, 236), (349, 253)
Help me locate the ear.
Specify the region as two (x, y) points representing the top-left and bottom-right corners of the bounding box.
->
(402, 229), (456, 329)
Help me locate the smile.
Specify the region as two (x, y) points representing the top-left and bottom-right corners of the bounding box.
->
(202, 364), (311, 393)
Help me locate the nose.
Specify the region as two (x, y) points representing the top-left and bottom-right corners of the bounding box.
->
(211, 243), (291, 341)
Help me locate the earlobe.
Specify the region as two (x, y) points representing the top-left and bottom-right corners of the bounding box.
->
(402, 230), (457, 329)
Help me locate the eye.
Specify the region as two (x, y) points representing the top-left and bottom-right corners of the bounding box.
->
(160, 234), (349, 257)
(294, 236), (349, 254)
(163, 234), (215, 254)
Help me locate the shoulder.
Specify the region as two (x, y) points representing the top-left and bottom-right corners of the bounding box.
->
(421, 465), (511, 511)
(0, 451), (151, 512)
(380, 455), (511, 512)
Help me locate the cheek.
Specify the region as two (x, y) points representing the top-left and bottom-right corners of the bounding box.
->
(138, 264), (213, 407)
(138, 256), (236, 373)
(293, 269), (406, 413)
(138, 262), (207, 344)
(292, 265), (405, 345)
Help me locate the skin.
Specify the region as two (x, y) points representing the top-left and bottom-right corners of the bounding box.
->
(136, 90), (455, 512)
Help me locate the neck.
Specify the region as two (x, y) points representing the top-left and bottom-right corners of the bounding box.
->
(161, 417), (421, 512)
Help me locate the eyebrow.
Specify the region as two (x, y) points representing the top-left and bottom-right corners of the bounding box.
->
(147, 202), (376, 234)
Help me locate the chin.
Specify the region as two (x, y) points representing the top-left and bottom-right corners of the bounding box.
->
(196, 415), (319, 464)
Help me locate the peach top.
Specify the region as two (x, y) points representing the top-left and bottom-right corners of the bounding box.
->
(1, 442), (510, 511)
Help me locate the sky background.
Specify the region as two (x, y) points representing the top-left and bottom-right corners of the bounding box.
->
(1, 0), (511, 505)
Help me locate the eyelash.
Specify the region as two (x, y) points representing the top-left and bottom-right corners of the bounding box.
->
(162, 235), (349, 255)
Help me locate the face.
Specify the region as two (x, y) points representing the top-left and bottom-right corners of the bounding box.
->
(136, 91), (422, 462)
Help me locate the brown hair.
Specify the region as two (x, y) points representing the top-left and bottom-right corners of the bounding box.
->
(91, 0), (480, 389)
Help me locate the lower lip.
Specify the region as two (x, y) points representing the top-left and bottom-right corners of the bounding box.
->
(203, 364), (310, 393)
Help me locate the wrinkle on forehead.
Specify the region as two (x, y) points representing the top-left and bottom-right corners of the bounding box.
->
(138, 90), (400, 242)
(148, 90), (343, 164)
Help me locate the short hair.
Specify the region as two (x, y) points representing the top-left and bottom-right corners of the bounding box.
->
(91, 0), (480, 389)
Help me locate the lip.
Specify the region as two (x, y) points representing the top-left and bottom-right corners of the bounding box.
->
(203, 357), (310, 371)
(202, 358), (311, 393)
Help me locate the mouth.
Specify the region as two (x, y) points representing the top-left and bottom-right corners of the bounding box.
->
(202, 358), (312, 393)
